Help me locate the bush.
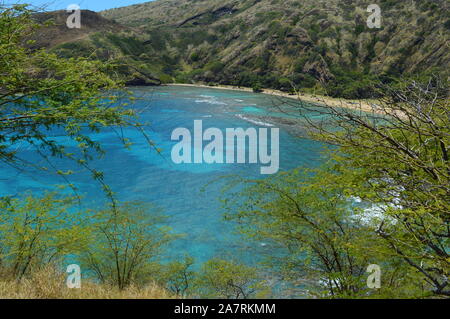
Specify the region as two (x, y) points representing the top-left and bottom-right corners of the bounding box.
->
(174, 73), (190, 84)
(444, 19), (450, 30)
(189, 52), (200, 62)
(194, 259), (268, 299)
(159, 74), (173, 84)
(204, 61), (224, 74)
(80, 202), (173, 289)
(292, 73), (317, 89)
(326, 67), (379, 99)
(0, 193), (90, 280)
(277, 77), (293, 92)
(354, 24), (365, 36)
(252, 82), (263, 93)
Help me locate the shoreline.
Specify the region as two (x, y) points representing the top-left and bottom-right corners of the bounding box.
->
(168, 83), (383, 115)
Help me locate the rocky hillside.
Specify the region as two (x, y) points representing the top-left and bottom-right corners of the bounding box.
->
(33, 10), (163, 85)
(40, 0), (450, 97)
(31, 10), (126, 48)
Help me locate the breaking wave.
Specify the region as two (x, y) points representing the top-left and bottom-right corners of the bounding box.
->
(235, 114), (274, 127)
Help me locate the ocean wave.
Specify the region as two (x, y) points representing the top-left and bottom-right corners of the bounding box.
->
(195, 98), (227, 105)
(235, 114), (274, 127)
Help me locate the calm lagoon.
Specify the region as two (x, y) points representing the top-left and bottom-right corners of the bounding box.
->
(0, 85), (328, 267)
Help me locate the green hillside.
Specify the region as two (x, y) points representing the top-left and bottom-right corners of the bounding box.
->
(39, 0), (450, 97)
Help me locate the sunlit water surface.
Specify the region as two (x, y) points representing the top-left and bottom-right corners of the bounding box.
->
(0, 86), (329, 288)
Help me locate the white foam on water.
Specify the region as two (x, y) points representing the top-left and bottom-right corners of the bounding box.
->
(195, 99), (227, 105)
(236, 114), (274, 127)
(195, 95), (228, 105)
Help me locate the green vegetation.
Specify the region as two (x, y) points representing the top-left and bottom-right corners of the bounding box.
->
(13, 0), (443, 100)
(326, 67), (380, 99)
(194, 259), (268, 299)
(252, 82), (263, 93)
(0, 6), (268, 299)
(0, 192), (89, 280)
(1, 3), (448, 300)
(0, 5), (139, 199)
(80, 202), (172, 290)
(0, 192), (267, 298)
(224, 76), (450, 297)
(22, 0), (450, 99)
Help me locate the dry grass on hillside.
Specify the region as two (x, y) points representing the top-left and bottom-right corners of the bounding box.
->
(0, 265), (174, 299)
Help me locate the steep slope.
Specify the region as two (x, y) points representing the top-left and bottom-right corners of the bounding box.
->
(102, 0), (228, 28)
(100, 0), (450, 97)
(31, 10), (126, 48)
(32, 10), (165, 85)
(34, 1), (449, 97)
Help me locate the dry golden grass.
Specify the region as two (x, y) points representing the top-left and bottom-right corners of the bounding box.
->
(0, 265), (174, 299)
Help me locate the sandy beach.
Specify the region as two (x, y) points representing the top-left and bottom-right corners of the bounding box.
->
(169, 83), (383, 115)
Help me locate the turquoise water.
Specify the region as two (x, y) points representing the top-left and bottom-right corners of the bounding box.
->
(0, 86), (328, 266)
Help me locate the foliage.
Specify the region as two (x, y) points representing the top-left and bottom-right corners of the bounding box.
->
(80, 202), (173, 290)
(105, 33), (146, 56)
(0, 5), (148, 199)
(0, 192), (90, 280)
(222, 168), (424, 298)
(277, 77), (293, 92)
(252, 82), (263, 93)
(311, 77), (449, 296)
(292, 73), (316, 89)
(225, 76), (449, 297)
(88, 0), (450, 99)
(194, 258), (268, 299)
(204, 61), (224, 74)
(325, 67), (380, 99)
(158, 256), (196, 296)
